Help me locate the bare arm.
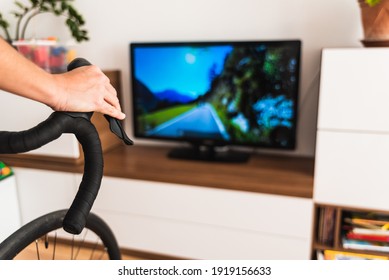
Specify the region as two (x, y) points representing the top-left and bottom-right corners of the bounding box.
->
(0, 38), (125, 120)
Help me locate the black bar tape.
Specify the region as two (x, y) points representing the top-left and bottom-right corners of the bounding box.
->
(0, 113), (67, 154)
(61, 57), (103, 234)
(0, 111), (104, 235)
(62, 117), (103, 234)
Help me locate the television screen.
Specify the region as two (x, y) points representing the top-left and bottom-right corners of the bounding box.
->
(130, 40), (301, 161)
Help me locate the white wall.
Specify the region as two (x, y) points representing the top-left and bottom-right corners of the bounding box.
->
(0, 0), (363, 157)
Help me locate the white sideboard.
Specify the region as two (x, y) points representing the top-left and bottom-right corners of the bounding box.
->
(0, 175), (21, 242)
(89, 176), (313, 260)
(6, 165), (313, 260)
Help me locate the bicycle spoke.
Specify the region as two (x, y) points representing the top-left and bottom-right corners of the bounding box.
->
(44, 234), (49, 249)
(71, 235), (75, 260)
(89, 238), (100, 259)
(97, 247), (107, 260)
(35, 240), (40, 260)
(52, 232), (57, 260)
(73, 229), (89, 260)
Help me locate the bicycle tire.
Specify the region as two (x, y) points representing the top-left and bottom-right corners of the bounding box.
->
(0, 210), (121, 260)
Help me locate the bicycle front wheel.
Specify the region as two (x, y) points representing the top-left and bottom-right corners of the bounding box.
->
(0, 210), (121, 260)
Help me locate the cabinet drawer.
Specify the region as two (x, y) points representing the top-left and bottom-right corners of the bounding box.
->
(89, 176), (313, 239)
(318, 48), (389, 133)
(314, 130), (389, 210)
(95, 209), (311, 259)
(14, 168), (77, 224)
(0, 176), (21, 242)
(79, 174), (314, 259)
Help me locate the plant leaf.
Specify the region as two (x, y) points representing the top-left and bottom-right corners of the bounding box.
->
(365, 0), (382, 7)
(14, 1), (26, 10)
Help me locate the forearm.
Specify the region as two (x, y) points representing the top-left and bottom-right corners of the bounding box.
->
(0, 38), (57, 108)
(0, 38), (125, 119)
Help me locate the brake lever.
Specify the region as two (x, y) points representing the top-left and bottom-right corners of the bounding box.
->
(104, 115), (133, 145)
(67, 58), (134, 146)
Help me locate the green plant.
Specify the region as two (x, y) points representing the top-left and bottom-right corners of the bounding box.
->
(365, 0), (382, 7)
(0, 0), (88, 42)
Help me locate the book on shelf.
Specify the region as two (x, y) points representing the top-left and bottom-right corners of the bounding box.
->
(316, 250), (324, 260)
(344, 217), (389, 230)
(341, 211), (389, 253)
(318, 207), (336, 246)
(346, 232), (389, 242)
(342, 238), (389, 253)
(343, 211), (389, 240)
(351, 227), (389, 236)
(323, 249), (388, 260)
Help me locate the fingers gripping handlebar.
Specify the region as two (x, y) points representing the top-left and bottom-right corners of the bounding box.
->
(0, 58), (133, 234)
(68, 58), (133, 146)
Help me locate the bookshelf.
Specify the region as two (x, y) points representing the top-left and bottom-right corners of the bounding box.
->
(312, 204), (389, 260)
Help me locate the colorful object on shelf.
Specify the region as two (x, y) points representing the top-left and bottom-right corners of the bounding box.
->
(341, 211), (389, 254)
(13, 39), (76, 74)
(323, 249), (388, 260)
(0, 161), (13, 181)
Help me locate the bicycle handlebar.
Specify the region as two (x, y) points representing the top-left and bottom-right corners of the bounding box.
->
(0, 58), (133, 234)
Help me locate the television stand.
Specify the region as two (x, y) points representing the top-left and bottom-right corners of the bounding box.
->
(167, 145), (250, 163)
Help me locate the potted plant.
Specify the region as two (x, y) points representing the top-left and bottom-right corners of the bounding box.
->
(0, 0), (88, 73)
(0, 0), (88, 43)
(358, 0), (389, 46)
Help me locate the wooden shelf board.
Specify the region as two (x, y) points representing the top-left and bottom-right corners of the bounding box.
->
(1, 144), (315, 198)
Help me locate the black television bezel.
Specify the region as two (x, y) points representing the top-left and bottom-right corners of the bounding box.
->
(130, 40), (301, 151)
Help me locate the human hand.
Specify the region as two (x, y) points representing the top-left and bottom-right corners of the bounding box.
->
(51, 65), (125, 120)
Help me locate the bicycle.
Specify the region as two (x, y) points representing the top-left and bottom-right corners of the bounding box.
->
(0, 58), (133, 260)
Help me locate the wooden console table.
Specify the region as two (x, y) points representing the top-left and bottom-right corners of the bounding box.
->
(2, 144), (314, 198)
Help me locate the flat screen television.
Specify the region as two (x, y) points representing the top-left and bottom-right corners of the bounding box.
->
(130, 40), (301, 162)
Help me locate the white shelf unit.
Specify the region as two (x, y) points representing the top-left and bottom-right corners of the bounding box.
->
(314, 48), (389, 211)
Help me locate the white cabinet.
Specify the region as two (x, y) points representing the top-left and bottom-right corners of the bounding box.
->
(82, 176), (313, 259)
(13, 168), (77, 224)
(10, 168), (313, 259)
(317, 48), (389, 133)
(7, 166), (314, 259)
(0, 176), (21, 242)
(314, 130), (389, 210)
(314, 48), (389, 209)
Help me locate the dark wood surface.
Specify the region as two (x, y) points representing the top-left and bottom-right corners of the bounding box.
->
(2, 144), (315, 198)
